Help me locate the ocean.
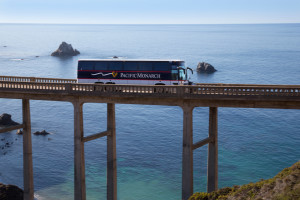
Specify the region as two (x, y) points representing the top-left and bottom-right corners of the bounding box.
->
(0, 23), (300, 200)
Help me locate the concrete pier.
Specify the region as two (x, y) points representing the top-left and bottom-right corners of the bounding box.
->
(182, 105), (194, 200)
(22, 99), (34, 200)
(73, 100), (86, 200)
(207, 107), (218, 192)
(107, 103), (117, 200)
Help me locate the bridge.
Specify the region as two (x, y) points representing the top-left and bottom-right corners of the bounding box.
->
(0, 75), (299, 200)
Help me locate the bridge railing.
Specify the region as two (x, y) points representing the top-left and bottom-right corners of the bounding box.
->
(0, 80), (300, 98)
(187, 86), (300, 96)
(196, 83), (300, 87)
(0, 75), (76, 84)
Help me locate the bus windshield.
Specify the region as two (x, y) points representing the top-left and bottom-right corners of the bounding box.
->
(178, 69), (186, 80)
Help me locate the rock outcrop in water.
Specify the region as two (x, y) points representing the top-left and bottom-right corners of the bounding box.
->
(0, 113), (19, 126)
(0, 183), (23, 200)
(33, 130), (50, 136)
(189, 161), (300, 200)
(16, 129), (23, 135)
(51, 42), (80, 57)
(196, 62), (217, 73)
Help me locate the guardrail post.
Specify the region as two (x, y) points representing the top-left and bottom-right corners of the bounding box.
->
(107, 103), (117, 200)
(178, 86), (184, 96)
(29, 77), (36, 82)
(207, 107), (218, 192)
(65, 84), (72, 92)
(182, 104), (194, 200)
(73, 100), (86, 200)
(22, 99), (34, 200)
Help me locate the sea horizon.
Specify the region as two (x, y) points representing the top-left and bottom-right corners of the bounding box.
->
(1, 22), (300, 25)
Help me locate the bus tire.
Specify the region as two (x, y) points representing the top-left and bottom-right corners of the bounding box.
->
(154, 83), (166, 93)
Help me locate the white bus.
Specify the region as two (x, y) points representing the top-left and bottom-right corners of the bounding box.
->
(77, 59), (193, 85)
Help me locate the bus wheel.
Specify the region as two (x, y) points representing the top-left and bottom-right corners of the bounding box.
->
(154, 83), (166, 93)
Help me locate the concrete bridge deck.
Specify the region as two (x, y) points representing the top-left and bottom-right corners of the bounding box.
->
(0, 75), (300, 200)
(1, 75), (300, 109)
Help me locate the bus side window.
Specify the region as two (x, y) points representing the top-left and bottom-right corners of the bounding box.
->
(95, 62), (108, 70)
(108, 61), (123, 71)
(153, 62), (170, 71)
(78, 61), (95, 70)
(171, 70), (178, 80)
(139, 62), (153, 71)
(124, 61), (139, 71)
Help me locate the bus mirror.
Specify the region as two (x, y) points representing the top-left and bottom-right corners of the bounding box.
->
(187, 67), (193, 74)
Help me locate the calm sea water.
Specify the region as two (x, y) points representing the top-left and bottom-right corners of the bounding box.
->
(0, 24), (300, 200)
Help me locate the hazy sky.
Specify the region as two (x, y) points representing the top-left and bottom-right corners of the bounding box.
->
(0, 0), (299, 24)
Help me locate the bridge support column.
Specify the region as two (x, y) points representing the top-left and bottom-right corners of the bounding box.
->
(22, 99), (34, 200)
(207, 107), (218, 193)
(182, 105), (194, 200)
(73, 100), (86, 200)
(107, 103), (117, 200)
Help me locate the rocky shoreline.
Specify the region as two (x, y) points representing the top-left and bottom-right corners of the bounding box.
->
(0, 183), (23, 200)
(0, 113), (19, 126)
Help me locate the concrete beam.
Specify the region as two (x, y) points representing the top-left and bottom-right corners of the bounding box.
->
(82, 130), (109, 143)
(1, 91), (300, 109)
(0, 124), (24, 134)
(192, 137), (214, 150)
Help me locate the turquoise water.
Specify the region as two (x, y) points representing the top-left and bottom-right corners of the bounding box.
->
(0, 24), (300, 199)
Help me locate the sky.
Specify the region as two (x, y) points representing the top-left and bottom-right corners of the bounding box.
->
(0, 0), (300, 24)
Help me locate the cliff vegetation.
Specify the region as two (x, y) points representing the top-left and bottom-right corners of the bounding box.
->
(189, 161), (300, 200)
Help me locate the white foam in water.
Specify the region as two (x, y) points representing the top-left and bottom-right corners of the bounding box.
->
(34, 194), (44, 200)
(10, 58), (24, 61)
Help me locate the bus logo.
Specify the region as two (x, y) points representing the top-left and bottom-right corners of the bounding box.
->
(112, 71), (118, 78)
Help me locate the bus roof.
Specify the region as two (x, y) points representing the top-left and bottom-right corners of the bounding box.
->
(78, 59), (184, 62)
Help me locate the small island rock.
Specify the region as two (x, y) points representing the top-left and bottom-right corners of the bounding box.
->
(51, 42), (80, 57)
(0, 183), (23, 200)
(33, 130), (50, 136)
(16, 129), (23, 135)
(0, 113), (19, 126)
(196, 62), (217, 73)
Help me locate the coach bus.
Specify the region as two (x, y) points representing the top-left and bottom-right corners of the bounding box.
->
(77, 59), (193, 85)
